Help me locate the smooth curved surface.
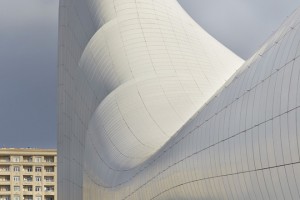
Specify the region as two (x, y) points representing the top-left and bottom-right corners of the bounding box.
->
(80, 12), (243, 169)
(58, 0), (300, 199)
(80, 0), (243, 188)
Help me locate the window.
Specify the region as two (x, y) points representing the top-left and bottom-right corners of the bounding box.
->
(11, 157), (20, 162)
(13, 196), (20, 200)
(35, 186), (42, 192)
(13, 176), (20, 182)
(35, 197), (42, 200)
(14, 186), (20, 191)
(35, 157), (41, 163)
(35, 167), (42, 172)
(13, 166), (20, 172)
(35, 176), (41, 182)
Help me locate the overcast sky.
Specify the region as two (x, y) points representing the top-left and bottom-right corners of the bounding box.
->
(0, 0), (58, 148)
(0, 0), (299, 149)
(178, 0), (300, 59)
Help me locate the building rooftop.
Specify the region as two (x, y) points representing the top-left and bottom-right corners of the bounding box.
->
(0, 148), (57, 155)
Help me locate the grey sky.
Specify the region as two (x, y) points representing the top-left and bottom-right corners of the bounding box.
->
(0, 0), (58, 148)
(0, 0), (299, 148)
(178, 0), (300, 59)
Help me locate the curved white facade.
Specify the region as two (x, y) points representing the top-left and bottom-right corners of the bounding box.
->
(80, 0), (243, 172)
(58, 0), (300, 199)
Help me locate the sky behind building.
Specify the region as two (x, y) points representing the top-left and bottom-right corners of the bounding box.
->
(0, 0), (58, 148)
(0, 0), (299, 148)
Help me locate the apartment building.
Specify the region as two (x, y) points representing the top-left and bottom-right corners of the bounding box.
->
(0, 148), (56, 200)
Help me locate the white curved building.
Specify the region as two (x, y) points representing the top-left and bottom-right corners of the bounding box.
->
(58, 0), (300, 199)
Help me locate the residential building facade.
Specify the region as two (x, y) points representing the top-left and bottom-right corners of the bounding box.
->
(0, 148), (56, 200)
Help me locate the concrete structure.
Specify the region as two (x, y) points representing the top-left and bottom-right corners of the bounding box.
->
(58, 0), (300, 199)
(0, 148), (56, 200)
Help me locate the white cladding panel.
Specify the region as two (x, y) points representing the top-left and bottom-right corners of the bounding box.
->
(79, 0), (243, 173)
(58, 0), (300, 199)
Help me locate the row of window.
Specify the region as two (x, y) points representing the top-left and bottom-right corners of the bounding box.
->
(0, 195), (54, 200)
(0, 166), (55, 173)
(0, 156), (54, 163)
(13, 185), (55, 192)
(0, 175), (54, 183)
(0, 185), (54, 192)
(12, 175), (54, 182)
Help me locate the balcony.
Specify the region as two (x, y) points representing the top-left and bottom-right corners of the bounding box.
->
(44, 195), (54, 200)
(44, 166), (54, 173)
(11, 156), (20, 163)
(23, 185), (33, 192)
(23, 156), (33, 163)
(44, 186), (55, 194)
(0, 156), (10, 163)
(23, 195), (33, 200)
(0, 166), (10, 172)
(0, 176), (10, 183)
(0, 195), (10, 200)
(44, 176), (54, 183)
(44, 156), (54, 163)
(23, 175), (33, 182)
(23, 166), (33, 173)
(0, 185), (10, 193)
